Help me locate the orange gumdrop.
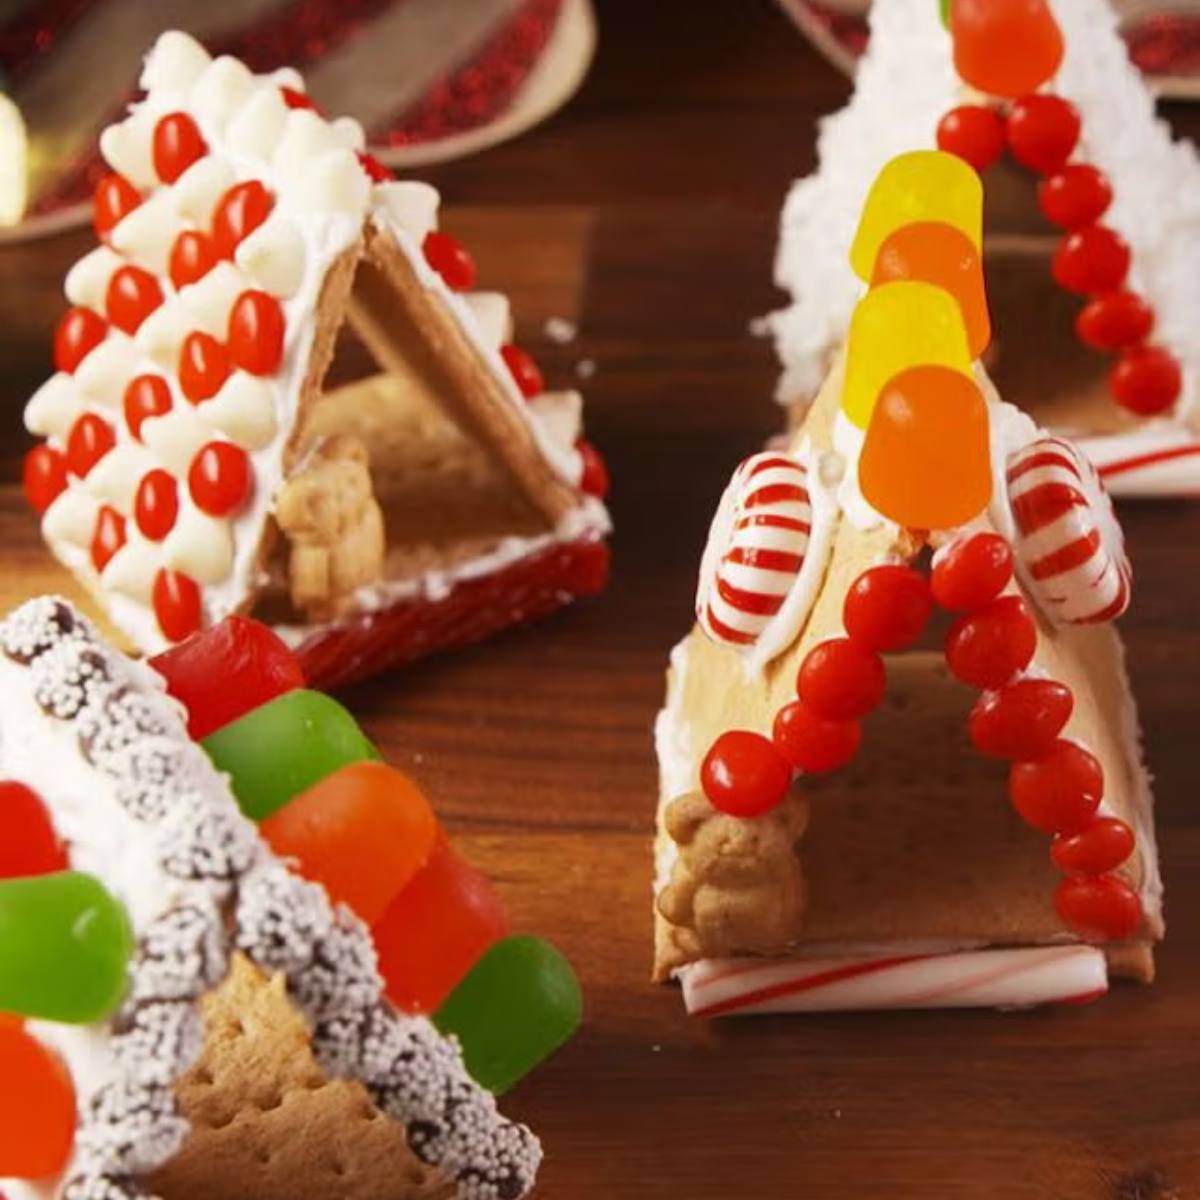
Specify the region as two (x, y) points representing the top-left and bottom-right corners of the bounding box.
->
(859, 364), (992, 530)
(950, 0), (1063, 98)
(871, 222), (990, 357)
(0, 1022), (76, 1178)
(260, 761), (439, 926)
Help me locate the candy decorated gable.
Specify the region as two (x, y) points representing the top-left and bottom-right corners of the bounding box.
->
(653, 151), (1160, 1018)
(0, 599), (581, 1200)
(23, 31), (610, 687)
(767, 0), (1200, 497)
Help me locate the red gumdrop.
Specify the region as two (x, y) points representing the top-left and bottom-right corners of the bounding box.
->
(373, 839), (509, 1014)
(1051, 817), (1135, 875)
(90, 505), (126, 573)
(935, 105), (1006, 171)
(797, 637), (885, 721)
(179, 332), (230, 402)
(212, 181), (275, 260)
(1054, 874), (1142, 941)
(772, 700), (861, 774)
(945, 594), (1037, 689)
(92, 173), (140, 238)
(23, 446), (68, 515)
(135, 470), (179, 542)
(1075, 292), (1154, 352)
(422, 231), (477, 291)
(1110, 346), (1182, 416)
(968, 678), (1073, 759)
(150, 615), (304, 739)
(931, 533), (1014, 612)
(1006, 94), (1080, 175)
(0, 1022), (76, 1178)
(169, 230), (219, 289)
(105, 265), (163, 334)
(577, 439), (609, 499)
(500, 343), (544, 398)
(843, 565), (933, 653)
(0, 781), (68, 879)
(1051, 226), (1131, 296)
(701, 729), (793, 816)
(228, 290), (285, 376)
(65, 413), (115, 479)
(1038, 164), (1112, 230)
(54, 307), (107, 374)
(153, 569), (203, 643)
(153, 112), (208, 184)
(1010, 739), (1103, 835)
(188, 441), (252, 517)
(123, 374), (173, 440)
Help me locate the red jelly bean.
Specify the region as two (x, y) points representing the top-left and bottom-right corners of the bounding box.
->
(188, 441), (252, 517)
(358, 151), (392, 182)
(501, 344), (544, 398)
(105, 265), (163, 334)
(701, 729), (792, 816)
(150, 615), (304, 739)
(1051, 817), (1135, 875)
(1006, 94), (1080, 175)
(772, 701), (861, 774)
(23, 446), (68, 515)
(1053, 873), (1141, 941)
(843, 565), (933, 653)
(935, 104), (1006, 171)
(261, 761), (439, 926)
(931, 533), (1014, 612)
(228, 290), (285, 376)
(90, 505), (126, 573)
(969, 678), (1073, 759)
(945, 594), (1037, 689)
(1038, 164), (1112, 230)
(153, 112), (207, 184)
(65, 413), (115, 478)
(0, 782), (67, 879)
(179, 332), (230, 402)
(1051, 226), (1131, 295)
(1110, 345), (1181, 416)
(577, 439), (609, 499)
(153, 569), (203, 643)
(168, 230), (219, 290)
(422, 230), (477, 291)
(92, 173), (140, 238)
(123, 374), (173, 440)
(212, 181), (274, 260)
(797, 637), (885, 721)
(0, 1022), (76, 1178)
(373, 839), (509, 1014)
(1010, 739), (1103, 835)
(54, 307), (107, 374)
(135, 470), (179, 542)
(1076, 291), (1154, 351)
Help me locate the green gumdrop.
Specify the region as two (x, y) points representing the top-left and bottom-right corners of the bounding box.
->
(202, 688), (380, 821)
(0, 871), (133, 1023)
(940, 0), (951, 27)
(434, 935), (582, 1095)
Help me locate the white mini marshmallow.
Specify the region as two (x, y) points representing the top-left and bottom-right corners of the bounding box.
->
(103, 534), (161, 603)
(135, 298), (188, 371)
(65, 246), (124, 311)
(191, 55), (257, 133)
(374, 180), (439, 243)
(98, 110), (157, 188)
(110, 189), (179, 275)
(178, 261), (247, 338)
(463, 292), (513, 350)
(165, 505), (235, 584)
(273, 109), (342, 191)
(140, 31), (212, 96)
(43, 487), (100, 548)
(142, 407), (211, 476)
(200, 372), (278, 451)
(331, 116), (366, 151)
(294, 147), (370, 214)
(173, 155), (235, 227)
(25, 374), (80, 439)
(74, 334), (142, 407)
(270, 67), (304, 92)
(226, 86), (289, 163)
(84, 442), (158, 510)
(527, 390), (583, 449)
(234, 213), (305, 298)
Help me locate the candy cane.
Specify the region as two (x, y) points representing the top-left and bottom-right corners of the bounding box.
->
(1005, 436), (1132, 624)
(680, 945), (1108, 1017)
(696, 452), (812, 649)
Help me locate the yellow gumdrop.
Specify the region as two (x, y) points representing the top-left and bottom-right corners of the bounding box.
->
(840, 281), (972, 429)
(849, 150), (983, 281)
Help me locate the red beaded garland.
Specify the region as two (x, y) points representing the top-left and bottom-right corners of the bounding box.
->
(169, 230), (220, 290)
(1051, 817), (1135, 876)
(0, 781), (67, 879)
(54, 307), (107, 374)
(1075, 291), (1154, 352)
(701, 729), (793, 817)
(968, 678), (1073, 760)
(23, 445), (68, 514)
(92, 173), (141, 238)
(179, 332), (231, 403)
(577, 439), (610, 499)
(945, 595), (1037, 690)
(1051, 226), (1131, 295)
(105, 265), (164, 334)
(1053, 874), (1142, 941)
(1110, 345), (1182, 416)
(796, 637), (885, 721)
(935, 104), (1006, 171)
(422, 231), (477, 291)
(135, 470), (180, 542)
(90, 505), (126, 573)
(1006, 93), (1080, 175)
(501, 343), (545, 398)
(1010, 739), (1103, 835)
(228, 290), (285, 376)
(212, 181), (274, 260)
(773, 700), (861, 774)
(152, 112), (208, 184)
(930, 533), (1013, 612)
(843, 565), (933, 653)
(65, 413), (115, 478)
(123, 374), (173, 440)
(153, 569), (203, 643)
(189, 442), (252, 517)
(1038, 164), (1112, 230)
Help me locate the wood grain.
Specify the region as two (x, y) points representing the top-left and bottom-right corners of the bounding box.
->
(2, 3), (1199, 1197)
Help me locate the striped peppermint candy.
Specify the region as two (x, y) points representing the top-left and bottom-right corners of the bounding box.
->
(1006, 436), (1132, 624)
(696, 452), (812, 648)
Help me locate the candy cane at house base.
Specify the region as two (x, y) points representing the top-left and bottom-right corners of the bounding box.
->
(680, 945), (1108, 1017)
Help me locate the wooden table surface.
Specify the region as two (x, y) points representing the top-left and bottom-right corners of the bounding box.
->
(2, 3), (1199, 1197)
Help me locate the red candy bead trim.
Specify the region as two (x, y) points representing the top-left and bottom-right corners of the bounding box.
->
(930, 533), (1013, 612)
(1038, 165), (1112, 230)
(90, 505), (126, 573)
(945, 595), (1037, 690)
(1051, 226), (1131, 296)
(1006, 94), (1080, 175)
(179, 332), (231, 403)
(1051, 817), (1135, 876)
(153, 112), (208, 184)
(1010, 739), (1104, 836)
(358, 151), (392, 182)
(92, 173), (140, 238)
(501, 343), (545, 398)
(189, 442), (252, 517)
(66, 413), (116, 478)
(577, 439), (609, 499)
(422, 230), (477, 291)
(1054, 874), (1142, 942)
(1075, 291), (1154, 351)
(842, 565), (932, 653)
(228, 290), (285, 376)
(279, 86), (317, 111)
(105, 265), (163, 334)
(54, 307), (107, 374)
(701, 729), (793, 817)
(135, 470), (180, 542)
(935, 104), (1006, 172)
(153, 569), (203, 643)
(773, 700), (861, 774)
(1110, 345), (1182, 416)
(124, 374), (173, 440)
(23, 445), (68, 514)
(968, 678), (1073, 760)
(796, 637), (885, 721)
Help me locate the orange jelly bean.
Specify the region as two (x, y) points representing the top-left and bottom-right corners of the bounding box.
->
(950, 0), (1064, 98)
(871, 222), (991, 357)
(859, 364), (992, 530)
(260, 761), (438, 926)
(0, 1021), (75, 1178)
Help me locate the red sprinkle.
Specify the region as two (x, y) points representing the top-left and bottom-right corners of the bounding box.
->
(701, 729), (793, 817)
